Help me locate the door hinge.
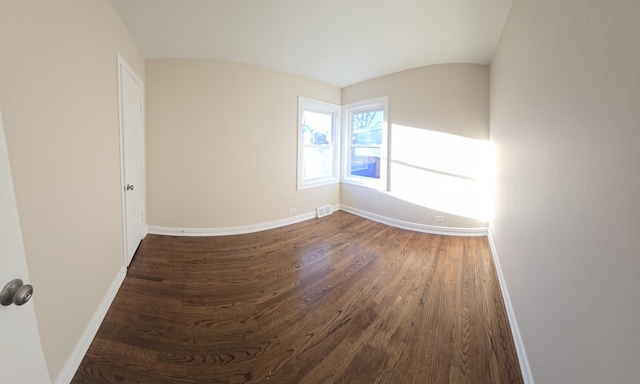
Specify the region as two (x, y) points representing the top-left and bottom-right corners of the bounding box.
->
(139, 100), (143, 112)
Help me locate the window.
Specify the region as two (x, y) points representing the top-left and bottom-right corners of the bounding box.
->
(297, 97), (340, 189)
(342, 97), (388, 190)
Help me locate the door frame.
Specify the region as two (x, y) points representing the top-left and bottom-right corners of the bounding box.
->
(117, 53), (146, 267)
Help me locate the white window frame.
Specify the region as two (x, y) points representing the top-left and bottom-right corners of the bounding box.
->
(297, 97), (341, 189)
(341, 97), (389, 190)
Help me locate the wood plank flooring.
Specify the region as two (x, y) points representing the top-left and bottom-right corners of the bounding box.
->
(72, 211), (523, 383)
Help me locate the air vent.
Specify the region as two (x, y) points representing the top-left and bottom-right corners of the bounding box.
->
(316, 205), (333, 218)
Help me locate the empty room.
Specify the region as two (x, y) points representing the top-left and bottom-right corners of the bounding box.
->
(0, 1), (638, 383)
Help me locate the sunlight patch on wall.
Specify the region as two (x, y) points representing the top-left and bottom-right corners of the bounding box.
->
(390, 125), (493, 220)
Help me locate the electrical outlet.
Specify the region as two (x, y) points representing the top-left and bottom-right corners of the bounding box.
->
(289, 208), (296, 214)
(435, 215), (445, 223)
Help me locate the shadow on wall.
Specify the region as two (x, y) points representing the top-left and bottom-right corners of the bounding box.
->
(389, 125), (494, 221)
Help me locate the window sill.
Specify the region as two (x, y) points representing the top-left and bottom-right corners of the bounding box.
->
(297, 177), (340, 190)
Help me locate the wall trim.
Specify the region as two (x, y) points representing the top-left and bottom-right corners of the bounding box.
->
(146, 206), (340, 236)
(146, 204), (486, 238)
(340, 205), (488, 236)
(54, 266), (127, 384)
(487, 229), (534, 384)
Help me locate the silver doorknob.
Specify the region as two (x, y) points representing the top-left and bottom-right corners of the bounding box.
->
(1, 279), (34, 306)
(126, 184), (135, 191)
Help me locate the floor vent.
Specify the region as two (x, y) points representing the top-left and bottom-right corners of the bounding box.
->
(316, 205), (333, 218)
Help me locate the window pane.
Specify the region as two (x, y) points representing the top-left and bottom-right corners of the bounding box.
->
(350, 147), (380, 179)
(303, 146), (333, 179)
(342, 97), (387, 190)
(352, 110), (383, 145)
(302, 110), (332, 146)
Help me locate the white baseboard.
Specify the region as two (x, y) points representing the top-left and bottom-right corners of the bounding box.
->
(340, 205), (488, 236)
(146, 205), (340, 236)
(147, 205), (487, 236)
(54, 266), (127, 384)
(487, 229), (534, 384)
(146, 204), (484, 238)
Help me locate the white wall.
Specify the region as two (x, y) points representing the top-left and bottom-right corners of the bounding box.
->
(342, 64), (490, 229)
(146, 59), (341, 229)
(490, 0), (640, 382)
(0, 1), (144, 380)
(147, 62), (489, 231)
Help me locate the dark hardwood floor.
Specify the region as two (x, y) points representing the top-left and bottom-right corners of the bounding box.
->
(72, 211), (522, 383)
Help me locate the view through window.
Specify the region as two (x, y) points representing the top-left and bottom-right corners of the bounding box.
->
(297, 97), (340, 189)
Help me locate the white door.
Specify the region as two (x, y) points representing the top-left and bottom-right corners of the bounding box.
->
(0, 110), (51, 383)
(118, 55), (145, 266)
